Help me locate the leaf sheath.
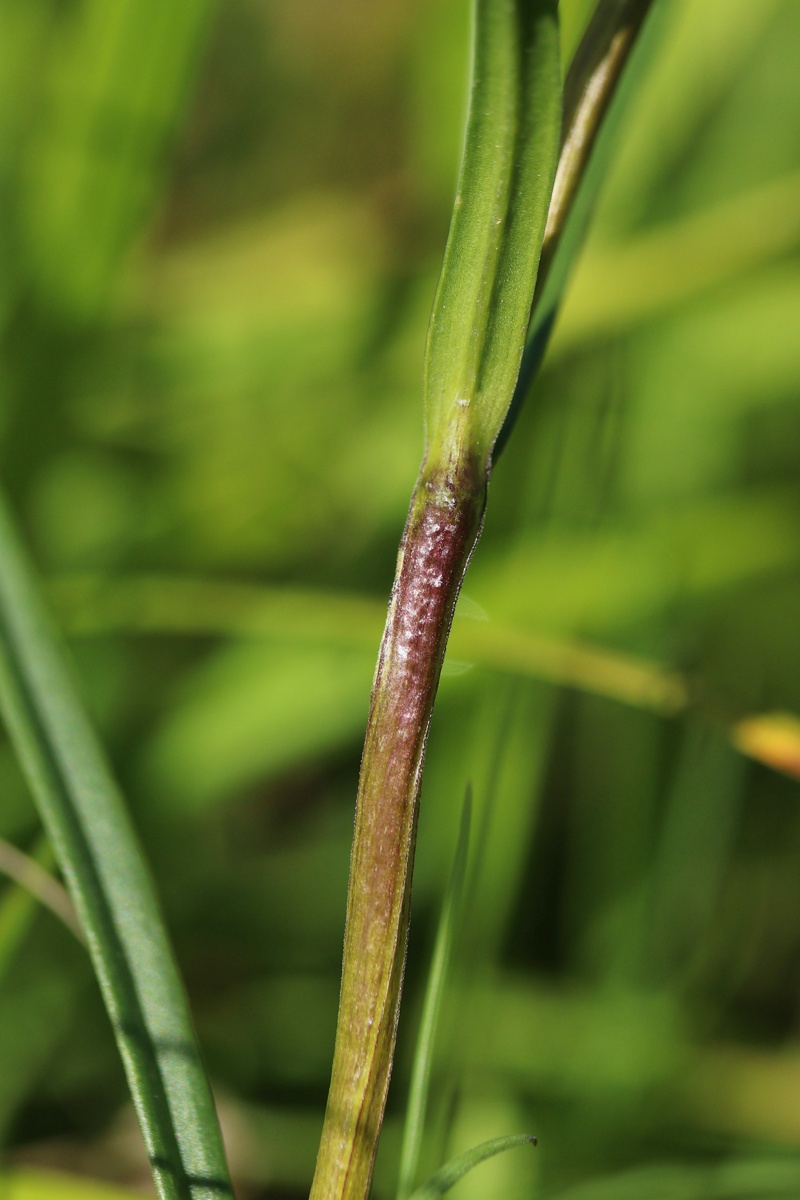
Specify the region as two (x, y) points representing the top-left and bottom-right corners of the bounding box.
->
(310, 460), (486, 1200)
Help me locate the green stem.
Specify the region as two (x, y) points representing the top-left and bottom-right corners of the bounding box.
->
(311, 0), (561, 1193)
(0, 835), (83, 941)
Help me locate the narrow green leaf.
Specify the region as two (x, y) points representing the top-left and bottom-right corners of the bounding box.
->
(407, 1133), (536, 1200)
(424, 0), (561, 466)
(397, 792), (472, 1200)
(49, 571), (688, 718)
(0, 493), (232, 1200)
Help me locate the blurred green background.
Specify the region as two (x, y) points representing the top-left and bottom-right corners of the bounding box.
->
(1, 0), (800, 1197)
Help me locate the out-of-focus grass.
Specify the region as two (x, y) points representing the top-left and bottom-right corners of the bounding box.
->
(0, 0), (799, 1197)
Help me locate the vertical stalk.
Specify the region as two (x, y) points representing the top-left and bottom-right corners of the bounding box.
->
(539, 0), (656, 288)
(311, 1), (562, 1196)
(311, 457), (486, 1200)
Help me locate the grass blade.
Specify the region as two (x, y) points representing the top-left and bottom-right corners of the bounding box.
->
(397, 792), (472, 1200)
(52, 571), (800, 777)
(424, 0), (562, 466)
(0, 493), (232, 1200)
(407, 1133), (536, 1200)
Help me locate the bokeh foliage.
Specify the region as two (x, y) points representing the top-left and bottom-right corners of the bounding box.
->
(1, 0), (800, 1197)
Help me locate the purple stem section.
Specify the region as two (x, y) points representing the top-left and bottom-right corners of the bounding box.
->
(310, 456), (486, 1200)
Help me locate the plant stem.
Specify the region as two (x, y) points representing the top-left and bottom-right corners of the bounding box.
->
(310, 457), (486, 1200)
(311, 0), (562, 1192)
(0, 836), (83, 942)
(540, 0), (655, 286)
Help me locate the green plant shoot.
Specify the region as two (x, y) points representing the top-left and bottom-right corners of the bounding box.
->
(310, 3), (561, 1198)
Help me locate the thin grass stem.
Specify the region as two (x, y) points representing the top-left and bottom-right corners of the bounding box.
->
(0, 836), (84, 942)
